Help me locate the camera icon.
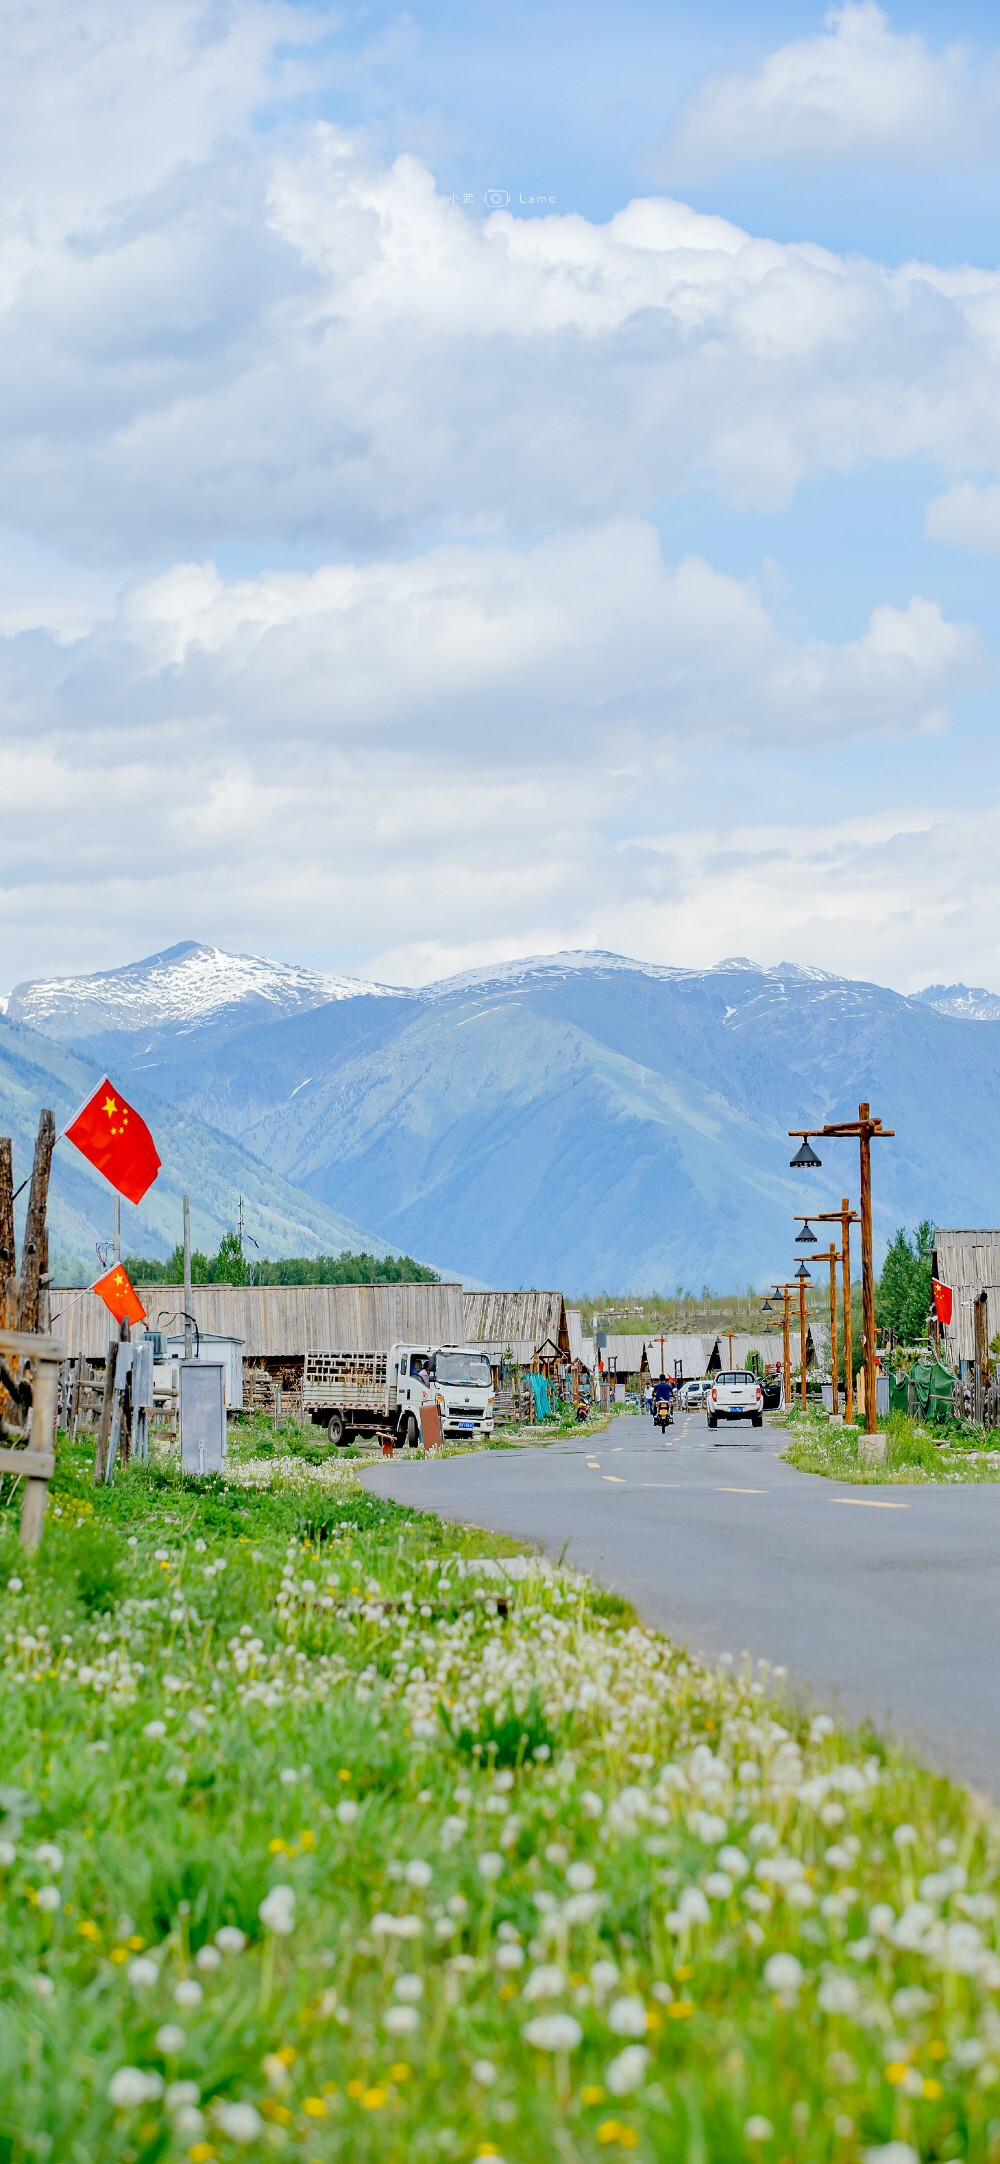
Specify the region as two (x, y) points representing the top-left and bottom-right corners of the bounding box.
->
(483, 188), (510, 209)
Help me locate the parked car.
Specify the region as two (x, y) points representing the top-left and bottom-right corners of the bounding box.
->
(706, 1370), (764, 1431)
(680, 1378), (711, 1409)
(760, 1375), (782, 1410)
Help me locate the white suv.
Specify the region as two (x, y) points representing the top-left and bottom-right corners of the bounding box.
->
(707, 1371), (764, 1432)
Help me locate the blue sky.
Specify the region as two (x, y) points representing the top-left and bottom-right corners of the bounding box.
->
(3, 0), (1000, 994)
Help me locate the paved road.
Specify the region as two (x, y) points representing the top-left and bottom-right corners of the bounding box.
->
(364, 1410), (1000, 1796)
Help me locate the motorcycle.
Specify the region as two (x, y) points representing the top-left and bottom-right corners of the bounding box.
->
(653, 1396), (673, 1431)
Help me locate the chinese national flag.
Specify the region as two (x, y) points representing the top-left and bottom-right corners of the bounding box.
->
(64, 1077), (161, 1203)
(932, 1278), (953, 1327)
(93, 1263), (147, 1328)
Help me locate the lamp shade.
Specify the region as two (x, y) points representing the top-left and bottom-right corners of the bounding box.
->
(789, 1138), (822, 1169)
(795, 1219), (817, 1244)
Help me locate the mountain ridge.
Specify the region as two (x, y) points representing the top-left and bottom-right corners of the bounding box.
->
(12, 941), (1000, 1288)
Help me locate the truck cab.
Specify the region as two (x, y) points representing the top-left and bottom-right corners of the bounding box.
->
(388, 1344), (495, 1444)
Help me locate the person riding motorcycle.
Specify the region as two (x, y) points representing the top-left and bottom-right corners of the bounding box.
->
(651, 1374), (674, 1428)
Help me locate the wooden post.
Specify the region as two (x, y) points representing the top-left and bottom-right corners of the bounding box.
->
(841, 1200), (854, 1426)
(0, 1328), (62, 1550)
(93, 1339), (118, 1483)
(858, 1103), (878, 1437)
(782, 1289), (791, 1406)
(824, 1244), (839, 1414)
(974, 1291), (989, 1425)
(183, 1195), (193, 1361)
(17, 1111), (56, 1334)
(799, 1277), (808, 1409)
(0, 1139), (14, 1331)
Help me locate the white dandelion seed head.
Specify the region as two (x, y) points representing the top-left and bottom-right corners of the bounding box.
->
(384, 2004), (420, 2035)
(0, 1842), (16, 1867)
(477, 1852), (504, 1882)
(817, 1974), (859, 2015)
(215, 2101), (262, 2142)
(165, 2080), (200, 2109)
(745, 2116), (775, 2141)
(523, 1964), (565, 2001)
(336, 1799), (359, 1825)
(195, 1944), (222, 1972)
(258, 1884), (296, 1935)
(35, 1844), (63, 1874)
(521, 2013), (583, 2051)
(566, 1862), (596, 1893)
(495, 1942), (525, 1971)
(35, 1886), (61, 1913)
(174, 1979), (203, 2009)
(608, 1995), (648, 2038)
(892, 1825), (918, 1850)
(128, 1957), (159, 1989)
(763, 1953), (803, 1996)
(143, 1721), (167, 1741)
(605, 2044), (649, 2096)
(155, 2025), (186, 2055)
(215, 1926), (246, 1954)
(31, 1974), (55, 1999)
(590, 1959), (619, 1996)
(109, 2067), (164, 2107)
(471, 2059), (497, 2085)
(393, 1973), (424, 2002)
(404, 1859), (432, 1889)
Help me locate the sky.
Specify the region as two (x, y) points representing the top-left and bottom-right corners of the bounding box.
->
(4, 0), (1000, 993)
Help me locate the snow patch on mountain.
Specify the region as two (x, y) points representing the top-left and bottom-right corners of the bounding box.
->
(7, 941), (405, 1041)
(915, 982), (1000, 1022)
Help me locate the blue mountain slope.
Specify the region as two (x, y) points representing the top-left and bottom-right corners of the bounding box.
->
(16, 945), (1000, 1289)
(0, 1014), (398, 1276)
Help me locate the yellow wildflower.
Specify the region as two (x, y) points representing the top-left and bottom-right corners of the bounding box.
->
(268, 1838), (288, 1855)
(885, 2063), (907, 2086)
(361, 2087), (387, 2110)
(346, 2080), (364, 2099)
(303, 2098), (327, 2118)
(668, 2000), (694, 2020)
(581, 2085), (606, 2105)
(78, 1921), (101, 1942)
(923, 2078), (943, 2101)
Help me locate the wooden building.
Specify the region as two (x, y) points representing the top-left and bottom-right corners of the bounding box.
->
(644, 1332), (714, 1379)
(931, 1230), (1000, 1366)
(49, 1280), (466, 1396)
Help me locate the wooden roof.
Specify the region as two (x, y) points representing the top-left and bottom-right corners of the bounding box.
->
(49, 1280), (466, 1360)
(463, 1290), (569, 1355)
(600, 1334), (648, 1373)
(644, 1333), (714, 1377)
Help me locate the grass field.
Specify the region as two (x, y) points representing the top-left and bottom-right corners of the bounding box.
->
(1, 1436), (999, 2161)
(781, 1408), (1000, 1485)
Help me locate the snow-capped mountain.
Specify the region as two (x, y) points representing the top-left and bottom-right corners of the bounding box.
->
(915, 983), (1000, 1023)
(7, 940), (404, 1046)
(14, 940), (1000, 1286)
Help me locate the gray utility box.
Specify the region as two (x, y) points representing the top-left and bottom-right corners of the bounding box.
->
(179, 1360), (227, 1476)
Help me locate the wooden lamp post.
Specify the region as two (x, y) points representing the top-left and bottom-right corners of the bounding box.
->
(800, 1202), (859, 1423)
(788, 1107), (893, 1436)
(770, 1284), (796, 1407)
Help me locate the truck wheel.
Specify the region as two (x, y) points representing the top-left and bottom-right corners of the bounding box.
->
(707, 1414), (717, 1430)
(752, 1413), (763, 1427)
(327, 1410), (346, 1446)
(404, 1413), (419, 1448)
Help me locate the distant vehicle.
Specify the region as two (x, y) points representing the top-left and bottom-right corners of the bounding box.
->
(653, 1395), (673, 1431)
(707, 1371), (764, 1432)
(680, 1378), (711, 1410)
(303, 1344), (494, 1447)
(760, 1375), (782, 1410)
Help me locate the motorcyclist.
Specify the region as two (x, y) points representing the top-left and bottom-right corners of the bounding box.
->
(652, 1374), (674, 1424)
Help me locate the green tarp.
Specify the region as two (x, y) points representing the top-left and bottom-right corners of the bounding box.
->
(895, 1360), (955, 1423)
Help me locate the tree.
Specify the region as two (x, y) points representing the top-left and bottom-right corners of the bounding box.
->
(213, 1231), (248, 1285)
(876, 1220), (934, 1345)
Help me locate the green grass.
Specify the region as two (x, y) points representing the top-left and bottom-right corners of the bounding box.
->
(1, 1437), (999, 2160)
(781, 1407), (1000, 1485)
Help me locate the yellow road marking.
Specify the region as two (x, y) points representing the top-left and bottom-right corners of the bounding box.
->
(716, 1486), (765, 1495)
(834, 1498), (908, 1509)
(602, 1474), (626, 1483)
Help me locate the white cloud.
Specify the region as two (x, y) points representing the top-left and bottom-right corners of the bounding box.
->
(0, 527), (984, 983)
(2, 17), (1000, 556)
(663, 3), (998, 177)
(925, 481), (1000, 554)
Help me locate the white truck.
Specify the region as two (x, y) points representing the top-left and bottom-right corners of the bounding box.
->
(302, 1344), (495, 1447)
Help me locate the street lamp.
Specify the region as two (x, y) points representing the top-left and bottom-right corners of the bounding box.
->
(789, 1138), (823, 1169)
(788, 1105), (893, 1436)
(795, 1218), (818, 1244)
(803, 1202), (860, 1423)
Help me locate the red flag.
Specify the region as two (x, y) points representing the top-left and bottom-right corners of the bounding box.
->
(932, 1278), (953, 1327)
(92, 1263), (147, 1328)
(65, 1078), (161, 1203)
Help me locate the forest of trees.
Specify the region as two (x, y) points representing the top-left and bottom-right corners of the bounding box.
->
(123, 1236), (439, 1287)
(875, 1219), (934, 1345)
